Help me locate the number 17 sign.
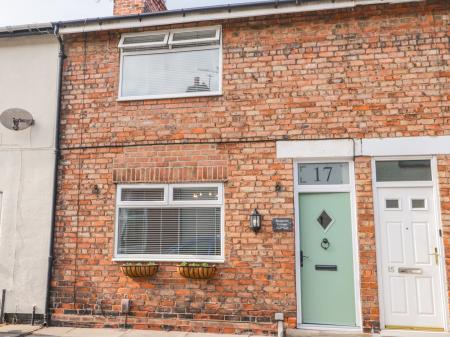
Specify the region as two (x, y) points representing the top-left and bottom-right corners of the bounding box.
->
(298, 162), (349, 185)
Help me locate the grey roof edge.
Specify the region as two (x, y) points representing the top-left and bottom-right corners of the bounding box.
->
(56, 0), (424, 33)
(0, 23), (53, 37)
(0, 0), (300, 36)
(0, 0), (424, 37)
(58, 0), (307, 27)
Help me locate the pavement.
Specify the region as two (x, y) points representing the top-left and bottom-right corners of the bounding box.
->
(0, 325), (41, 337)
(0, 326), (267, 337)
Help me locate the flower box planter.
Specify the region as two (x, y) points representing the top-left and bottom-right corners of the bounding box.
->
(120, 263), (158, 278)
(177, 264), (216, 279)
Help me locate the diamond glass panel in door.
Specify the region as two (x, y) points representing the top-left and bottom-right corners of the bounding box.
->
(317, 210), (334, 231)
(121, 48), (220, 97)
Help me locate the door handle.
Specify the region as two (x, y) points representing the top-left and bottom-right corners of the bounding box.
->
(429, 247), (439, 265)
(300, 250), (309, 267)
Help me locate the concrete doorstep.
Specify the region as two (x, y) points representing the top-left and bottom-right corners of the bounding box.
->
(286, 328), (370, 337)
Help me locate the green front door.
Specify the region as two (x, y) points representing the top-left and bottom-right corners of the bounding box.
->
(299, 192), (356, 326)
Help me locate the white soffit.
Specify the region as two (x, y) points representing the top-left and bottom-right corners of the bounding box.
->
(276, 139), (355, 159)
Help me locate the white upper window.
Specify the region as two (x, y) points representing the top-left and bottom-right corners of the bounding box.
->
(115, 183), (224, 262)
(118, 26), (222, 100)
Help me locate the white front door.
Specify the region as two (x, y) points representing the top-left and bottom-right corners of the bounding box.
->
(377, 186), (444, 330)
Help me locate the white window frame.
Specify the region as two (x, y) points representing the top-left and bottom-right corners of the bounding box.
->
(114, 182), (225, 263)
(117, 184), (168, 207)
(118, 26), (223, 101)
(169, 183), (224, 205)
(168, 27), (221, 46)
(118, 30), (170, 49)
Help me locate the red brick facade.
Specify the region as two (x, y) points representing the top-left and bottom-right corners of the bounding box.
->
(53, 0), (449, 334)
(113, 0), (166, 16)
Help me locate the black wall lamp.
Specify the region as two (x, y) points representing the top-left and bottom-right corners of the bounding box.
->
(250, 208), (262, 233)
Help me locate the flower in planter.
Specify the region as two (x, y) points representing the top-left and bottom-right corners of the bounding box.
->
(177, 262), (216, 279)
(120, 262), (158, 278)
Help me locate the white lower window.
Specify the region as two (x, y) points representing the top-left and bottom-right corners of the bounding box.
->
(115, 183), (224, 262)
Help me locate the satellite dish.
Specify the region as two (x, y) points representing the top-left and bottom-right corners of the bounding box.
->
(0, 108), (34, 131)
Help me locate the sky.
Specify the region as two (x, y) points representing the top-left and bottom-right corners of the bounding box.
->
(0, 0), (267, 27)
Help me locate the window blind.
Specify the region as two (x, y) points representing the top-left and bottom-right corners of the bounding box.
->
(119, 26), (221, 99)
(121, 48), (220, 97)
(118, 207), (221, 256)
(115, 184), (223, 261)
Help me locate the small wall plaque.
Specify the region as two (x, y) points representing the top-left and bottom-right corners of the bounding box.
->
(272, 218), (293, 232)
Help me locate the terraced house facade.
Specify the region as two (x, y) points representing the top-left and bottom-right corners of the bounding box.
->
(50, 0), (449, 335)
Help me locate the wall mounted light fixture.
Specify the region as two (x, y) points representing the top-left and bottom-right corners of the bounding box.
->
(250, 208), (262, 233)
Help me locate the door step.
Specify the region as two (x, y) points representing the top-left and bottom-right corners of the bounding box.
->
(286, 328), (370, 337)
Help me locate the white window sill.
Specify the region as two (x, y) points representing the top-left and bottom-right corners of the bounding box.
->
(113, 256), (225, 263)
(117, 91), (222, 102)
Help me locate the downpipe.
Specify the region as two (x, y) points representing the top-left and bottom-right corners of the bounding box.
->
(43, 23), (65, 327)
(1, 289), (5, 323)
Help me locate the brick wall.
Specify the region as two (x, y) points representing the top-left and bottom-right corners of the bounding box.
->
(113, 0), (166, 16)
(438, 156), (450, 315)
(54, 0), (449, 333)
(52, 142), (295, 333)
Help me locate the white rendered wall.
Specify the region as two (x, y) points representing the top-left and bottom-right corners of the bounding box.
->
(0, 35), (58, 315)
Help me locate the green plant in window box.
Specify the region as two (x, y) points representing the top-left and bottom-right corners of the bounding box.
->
(177, 262), (216, 279)
(120, 262), (158, 278)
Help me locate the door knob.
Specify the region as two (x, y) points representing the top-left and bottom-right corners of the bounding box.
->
(321, 238), (330, 250)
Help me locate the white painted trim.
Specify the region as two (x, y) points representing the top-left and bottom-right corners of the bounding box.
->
(114, 182), (225, 263)
(293, 159), (362, 330)
(277, 139), (355, 159)
(117, 91), (222, 102)
(277, 136), (450, 160)
(359, 136), (450, 157)
(58, 0), (424, 34)
(372, 156), (449, 332)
